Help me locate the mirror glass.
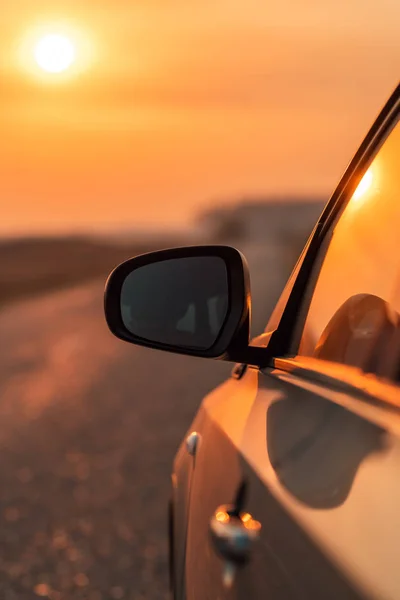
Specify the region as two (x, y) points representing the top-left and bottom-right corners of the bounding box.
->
(120, 256), (229, 350)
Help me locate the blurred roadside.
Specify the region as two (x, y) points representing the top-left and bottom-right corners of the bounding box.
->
(0, 234), (186, 310)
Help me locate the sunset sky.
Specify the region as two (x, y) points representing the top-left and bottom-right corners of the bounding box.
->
(1, 0), (399, 236)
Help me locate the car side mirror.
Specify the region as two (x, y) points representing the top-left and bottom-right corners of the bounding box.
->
(104, 246), (253, 361)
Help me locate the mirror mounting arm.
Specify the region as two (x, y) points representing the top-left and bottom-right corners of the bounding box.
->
(226, 327), (275, 368)
(228, 345), (272, 368)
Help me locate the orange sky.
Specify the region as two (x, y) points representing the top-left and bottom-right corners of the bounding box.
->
(1, 0), (399, 235)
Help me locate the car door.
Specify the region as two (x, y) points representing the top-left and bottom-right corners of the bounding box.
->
(184, 85), (400, 599)
(184, 367), (369, 600)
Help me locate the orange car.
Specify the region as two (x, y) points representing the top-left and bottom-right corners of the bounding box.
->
(105, 83), (400, 600)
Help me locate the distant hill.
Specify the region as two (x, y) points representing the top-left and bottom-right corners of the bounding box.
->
(0, 235), (175, 308)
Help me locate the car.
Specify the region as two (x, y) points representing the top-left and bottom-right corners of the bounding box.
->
(104, 82), (400, 600)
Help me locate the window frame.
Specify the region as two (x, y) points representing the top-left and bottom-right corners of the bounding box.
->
(266, 83), (400, 366)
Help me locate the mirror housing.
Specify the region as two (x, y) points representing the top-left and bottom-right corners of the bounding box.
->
(104, 245), (253, 362)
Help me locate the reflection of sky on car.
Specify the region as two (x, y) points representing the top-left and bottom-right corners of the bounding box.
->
(140, 294), (226, 336)
(177, 303), (196, 333)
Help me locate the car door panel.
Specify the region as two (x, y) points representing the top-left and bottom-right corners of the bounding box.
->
(255, 365), (400, 600)
(184, 362), (400, 599)
(184, 368), (354, 599)
(183, 375), (251, 599)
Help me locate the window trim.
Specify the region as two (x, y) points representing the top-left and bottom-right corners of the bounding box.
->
(273, 356), (400, 414)
(266, 83), (400, 361)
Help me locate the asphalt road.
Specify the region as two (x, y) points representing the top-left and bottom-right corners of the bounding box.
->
(0, 244), (288, 599)
(0, 279), (234, 600)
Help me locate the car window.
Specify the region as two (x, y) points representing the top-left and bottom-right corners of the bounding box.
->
(298, 118), (400, 384)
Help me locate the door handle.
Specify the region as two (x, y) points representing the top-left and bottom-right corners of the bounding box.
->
(209, 504), (261, 565)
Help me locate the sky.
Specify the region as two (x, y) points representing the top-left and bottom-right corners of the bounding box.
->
(1, 0), (399, 235)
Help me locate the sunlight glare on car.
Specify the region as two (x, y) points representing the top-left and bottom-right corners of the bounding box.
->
(353, 168), (373, 201)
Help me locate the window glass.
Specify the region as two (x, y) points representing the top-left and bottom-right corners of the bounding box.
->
(299, 119), (400, 384)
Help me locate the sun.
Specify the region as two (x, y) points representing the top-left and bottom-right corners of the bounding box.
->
(34, 33), (76, 73)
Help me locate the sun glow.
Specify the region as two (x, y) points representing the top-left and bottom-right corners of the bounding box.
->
(34, 34), (76, 73)
(353, 169), (373, 201)
(17, 22), (95, 81)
